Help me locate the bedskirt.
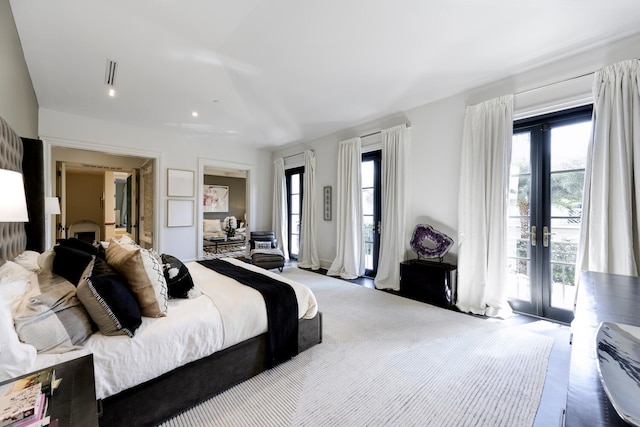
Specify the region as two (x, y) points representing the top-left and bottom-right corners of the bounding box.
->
(98, 313), (322, 427)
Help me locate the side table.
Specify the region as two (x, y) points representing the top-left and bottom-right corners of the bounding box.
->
(399, 259), (457, 308)
(0, 354), (99, 427)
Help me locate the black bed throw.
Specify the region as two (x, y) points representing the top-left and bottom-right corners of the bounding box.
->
(198, 259), (299, 367)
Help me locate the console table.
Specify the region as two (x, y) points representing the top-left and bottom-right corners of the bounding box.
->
(564, 271), (640, 426)
(399, 260), (457, 308)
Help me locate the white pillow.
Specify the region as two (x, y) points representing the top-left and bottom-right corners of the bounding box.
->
(0, 261), (37, 286)
(0, 280), (38, 382)
(13, 251), (41, 272)
(204, 219), (222, 233)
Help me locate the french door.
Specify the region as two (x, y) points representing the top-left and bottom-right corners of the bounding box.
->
(286, 167), (304, 260)
(362, 151), (381, 277)
(507, 105), (592, 323)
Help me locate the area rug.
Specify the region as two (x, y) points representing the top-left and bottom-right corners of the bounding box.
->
(161, 267), (553, 427)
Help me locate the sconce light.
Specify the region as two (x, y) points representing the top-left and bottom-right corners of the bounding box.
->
(0, 169), (29, 222)
(45, 196), (61, 215)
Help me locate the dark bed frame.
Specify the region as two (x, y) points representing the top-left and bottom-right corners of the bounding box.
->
(99, 314), (322, 427)
(0, 115), (323, 427)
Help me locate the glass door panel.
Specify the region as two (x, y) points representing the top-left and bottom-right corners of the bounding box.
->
(507, 132), (534, 307)
(548, 121), (590, 311)
(362, 152), (381, 277)
(286, 167), (304, 260)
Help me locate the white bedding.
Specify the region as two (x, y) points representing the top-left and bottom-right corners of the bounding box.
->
(187, 258), (318, 349)
(32, 258), (318, 400)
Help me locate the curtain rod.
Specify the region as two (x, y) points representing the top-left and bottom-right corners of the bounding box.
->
(283, 149), (314, 160)
(515, 70), (595, 97)
(361, 124), (411, 139)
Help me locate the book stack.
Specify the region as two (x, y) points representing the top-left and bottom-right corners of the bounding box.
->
(0, 369), (61, 427)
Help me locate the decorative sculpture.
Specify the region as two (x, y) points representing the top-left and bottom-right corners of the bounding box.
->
(410, 224), (454, 262)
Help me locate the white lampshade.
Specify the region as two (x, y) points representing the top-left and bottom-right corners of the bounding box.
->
(0, 169), (29, 222)
(45, 196), (61, 215)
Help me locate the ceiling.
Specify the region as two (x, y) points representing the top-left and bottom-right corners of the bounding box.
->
(10, 0), (640, 149)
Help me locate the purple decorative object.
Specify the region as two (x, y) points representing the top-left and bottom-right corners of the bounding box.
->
(410, 224), (454, 261)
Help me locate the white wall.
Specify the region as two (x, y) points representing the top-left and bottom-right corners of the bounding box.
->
(39, 108), (272, 261)
(0, 0), (38, 137)
(274, 32), (640, 269)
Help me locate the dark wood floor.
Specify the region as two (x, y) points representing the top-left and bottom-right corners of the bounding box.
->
(301, 265), (571, 426)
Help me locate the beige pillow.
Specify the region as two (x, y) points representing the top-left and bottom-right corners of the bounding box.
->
(106, 240), (164, 317)
(204, 219), (222, 233)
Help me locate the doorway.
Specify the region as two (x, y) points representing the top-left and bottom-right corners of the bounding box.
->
(201, 166), (248, 258)
(50, 145), (157, 249)
(506, 105), (592, 323)
(197, 159), (253, 260)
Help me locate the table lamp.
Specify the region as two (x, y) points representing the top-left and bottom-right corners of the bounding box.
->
(0, 169), (29, 222)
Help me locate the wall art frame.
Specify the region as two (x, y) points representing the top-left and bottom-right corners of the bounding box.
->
(167, 169), (194, 197)
(323, 186), (332, 221)
(167, 199), (194, 227)
(203, 185), (229, 212)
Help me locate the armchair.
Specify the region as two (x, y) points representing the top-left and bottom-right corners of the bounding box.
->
(249, 231), (285, 272)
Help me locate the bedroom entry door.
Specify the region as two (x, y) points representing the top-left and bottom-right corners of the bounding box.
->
(506, 105), (592, 324)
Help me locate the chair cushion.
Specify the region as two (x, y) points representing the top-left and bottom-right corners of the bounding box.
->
(251, 249), (285, 270)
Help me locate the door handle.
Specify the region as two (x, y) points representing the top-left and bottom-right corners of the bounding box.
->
(543, 226), (555, 247)
(530, 225), (536, 247)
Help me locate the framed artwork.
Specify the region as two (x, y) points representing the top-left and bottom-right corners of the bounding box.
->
(203, 185), (229, 212)
(167, 169), (194, 197)
(323, 186), (332, 221)
(167, 199), (194, 227)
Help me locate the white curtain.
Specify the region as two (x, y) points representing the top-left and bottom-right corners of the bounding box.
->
(328, 138), (365, 279)
(298, 150), (320, 270)
(457, 95), (514, 317)
(272, 158), (289, 259)
(577, 59), (640, 276)
(374, 125), (410, 291)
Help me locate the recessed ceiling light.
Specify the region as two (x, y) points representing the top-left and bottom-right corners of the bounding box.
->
(108, 89), (116, 97)
(192, 111), (199, 117)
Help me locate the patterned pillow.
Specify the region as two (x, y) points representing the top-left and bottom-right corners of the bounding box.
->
(76, 257), (142, 337)
(14, 282), (93, 353)
(160, 254), (201, 299)
(109, 238), (168, 316)
(106, 241), (164, 317)
(255, 241), (272, 250)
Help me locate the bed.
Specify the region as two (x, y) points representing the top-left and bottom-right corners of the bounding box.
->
(0, 115), (323, 426)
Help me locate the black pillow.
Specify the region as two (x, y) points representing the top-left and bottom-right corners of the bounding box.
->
(58, 238), (98, 255)
(53, 245), (93, 285)
(76, 257), (142, 337)
(160, 254), (198, 299)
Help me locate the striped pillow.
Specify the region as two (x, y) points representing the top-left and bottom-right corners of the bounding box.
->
(14, 282), (93, 353)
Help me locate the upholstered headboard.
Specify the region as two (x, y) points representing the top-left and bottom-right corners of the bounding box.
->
(0, 115), (27, 264)
(0, 116), (44, 264)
